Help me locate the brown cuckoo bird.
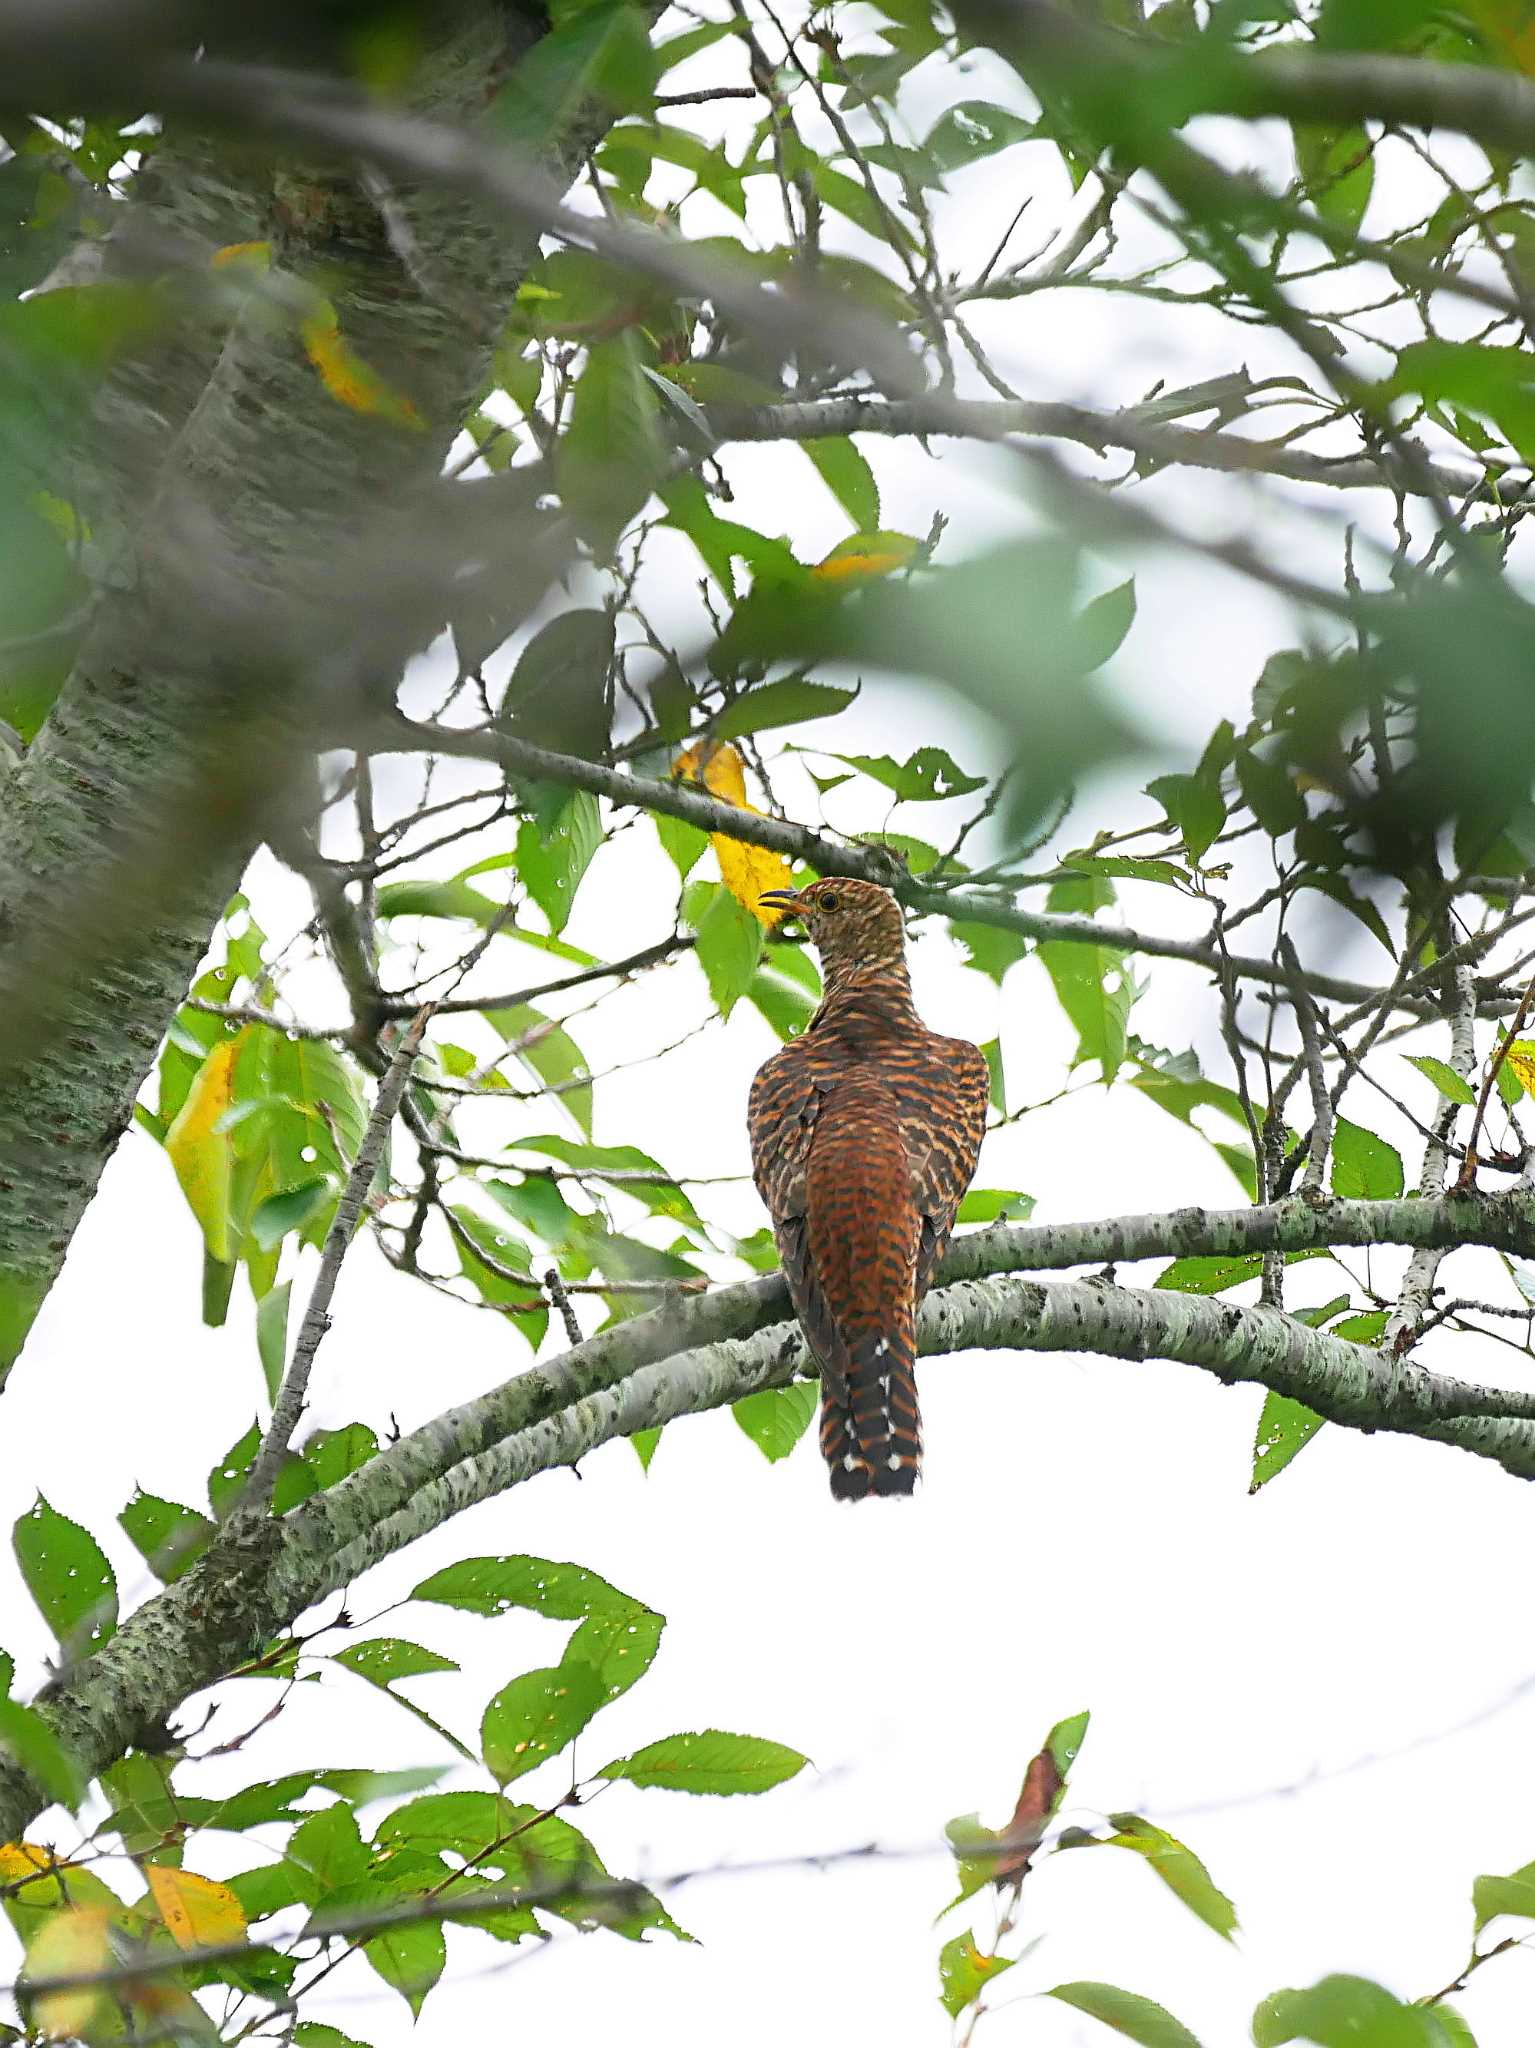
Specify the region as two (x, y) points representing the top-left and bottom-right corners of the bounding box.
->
(748, 878), (988, 1499)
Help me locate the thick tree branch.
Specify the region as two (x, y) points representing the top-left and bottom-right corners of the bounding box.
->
(706, 395), (1527, 506)
(5, 1188), (1535, 1840)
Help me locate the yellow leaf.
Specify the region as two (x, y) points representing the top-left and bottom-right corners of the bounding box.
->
(1504, 1041), (1535, 1096)
(811, 529), (920, 584)
(0, 1844), (129, 1932)
(164, 1036), (241, 1261)
(24, 1904), (112, 2040)
(0, 1842), (58, 1883)
(299, 294), (424, 430)
(209, 241), (271, 271)
(673, 741), (794, 926)
(144, 1865), (246, 1953)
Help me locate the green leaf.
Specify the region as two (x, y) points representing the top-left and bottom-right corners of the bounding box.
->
(688, 882), (763, 1018)
(799, 437), (880, 530)
(1146, 773), (1225, 864)
(630, 1425), (662, 1470)
(733, 1382), (818, 1461)
(1296, 874), (1396, 956)
(256, 1278), (292, 1406)
(329, 1639), (474, 1762)
(1473, 1860), (1535, 1932)
(1403, 1055), (1477, 1106)
(1236, 748), (1307, 835)
(957, 1188), (1034, 1224)
(1251, 1393), (1326, 1493)
(952, 918), (1030, 984)
(364, 1918), (446, 2018)
(375, 876), (502, 925)
(1157, 1253), (1262, 1294)
(482, 1663), (609, 1783)
(566, 1607), (664, 1705)
(832, 746), (985, 801)
(208, 1421), (261, 1519)
(748, 954), (821, 1039)
(656, 811), (708, 878)
(118, 1492), (214, 1585)
(1253, 1975), (1457, 2047)
(1333, 1308), (1389, 1342)
(713, 677), (856, 741)
(0, 1697), (85, 1810)
(413, 1554), (646, 1620)
(1295, 124), (1375, 231)
(1388, 341), (1535, 466)
(499, 608), (614, 757)
(515, 789), (601, 936)
(1050, 1982), (1204, 2048)
(13, 1496), (116, 1654)
(249, 1177), (333, 1252)
(484, 1001), (593, 1137)
(295, 2027), (374, 2048)
(1103, 1815), (1237, 1939)
(923, 100), (1036, 172)
(1072, 578), (1136, 671)
(331, 1639), (460, 1684)
(289, 1802), (370, 1892)
(1039, 937), (1135, 1080)
(560, 328), (667, 549)
(493, 1), (655, 155)
(1330, 1118), (1405, 1201)
(938, 1934), (1015, 2018)
(982, 1036), (1005, 1116)
(598, 1729), (810, 1794)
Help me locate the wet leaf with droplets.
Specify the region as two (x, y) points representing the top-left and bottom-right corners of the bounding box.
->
(482, 1663), (609, 1784)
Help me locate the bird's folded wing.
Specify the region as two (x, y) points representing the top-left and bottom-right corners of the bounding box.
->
(748, 1043), (852, 1393)
(897, 1037), (991, 1299)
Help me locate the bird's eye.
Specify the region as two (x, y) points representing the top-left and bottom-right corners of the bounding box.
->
(818, 891), (839, 911)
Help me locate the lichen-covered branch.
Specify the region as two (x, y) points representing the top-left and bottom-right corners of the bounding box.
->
(5, 1187), (1535, 1840)
(704, 394), (1523, 505)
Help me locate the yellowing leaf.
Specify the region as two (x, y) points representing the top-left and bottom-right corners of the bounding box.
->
(209, 241), (272, 270)
(673, 740), (794, 926)
(164, 1037), (241, 1261)
(24, 1904), (112, 2040)
(299, 295), (424, 430)
(1504, 1040), (1535, 1096)
(811, 529), (920, 584)
(0, 1844), (128, 1933)
(1465, 0), (1535, 71)
(145, 1864), (247, 1952)
(0, 1842), (59, 1883)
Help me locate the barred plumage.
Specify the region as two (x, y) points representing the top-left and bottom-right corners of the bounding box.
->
(748, 879), (988, 1499)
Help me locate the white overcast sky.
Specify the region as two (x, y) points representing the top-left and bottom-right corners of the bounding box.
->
(6, 12), (1535, 2045)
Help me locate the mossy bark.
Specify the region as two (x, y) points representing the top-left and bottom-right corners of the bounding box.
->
(0, 3), (601, 1377)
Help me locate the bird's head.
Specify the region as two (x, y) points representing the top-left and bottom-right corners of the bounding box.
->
(759, 877), (907, 977)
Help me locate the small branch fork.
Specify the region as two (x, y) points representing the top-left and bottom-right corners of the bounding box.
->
(1456, 962), (1535, 1193)
(240, 1005), (434, 1512)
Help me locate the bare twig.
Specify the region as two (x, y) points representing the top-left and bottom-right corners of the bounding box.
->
(1281, 936), (1335, 1198)
(241, 1006), (434, 1511)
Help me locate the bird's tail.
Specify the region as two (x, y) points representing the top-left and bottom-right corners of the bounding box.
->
(820, 1303), (921, 1500)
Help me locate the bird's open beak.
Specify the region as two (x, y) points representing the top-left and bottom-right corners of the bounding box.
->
(758, 889), (802, 914)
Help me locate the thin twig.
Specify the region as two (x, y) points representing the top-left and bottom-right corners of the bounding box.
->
(1457, 962), (1535, 1192)
(240, 1006), (434, 1511)
(1281, 936), (1335, 1197)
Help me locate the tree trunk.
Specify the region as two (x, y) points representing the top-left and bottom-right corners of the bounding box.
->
(0, 3), (600, 1378)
